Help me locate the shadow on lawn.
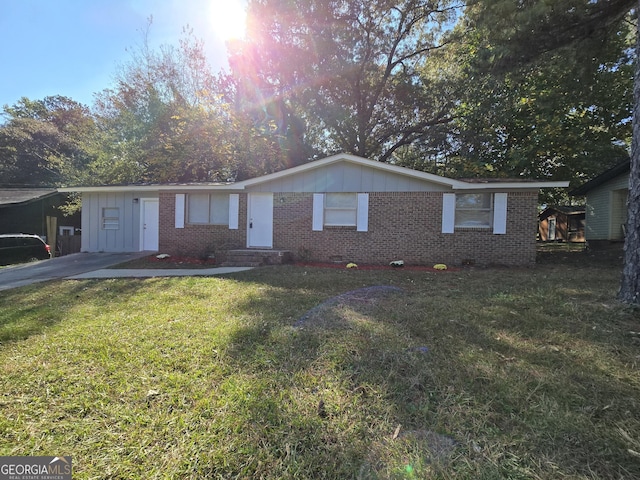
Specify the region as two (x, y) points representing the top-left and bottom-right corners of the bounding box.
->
(219, 256), (639, 478)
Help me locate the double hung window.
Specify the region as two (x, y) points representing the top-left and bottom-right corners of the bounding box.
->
(187, 194), (230, 225)
(455, 193), (492, 228)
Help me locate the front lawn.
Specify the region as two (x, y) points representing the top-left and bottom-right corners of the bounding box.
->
(0, 250), (638, 479)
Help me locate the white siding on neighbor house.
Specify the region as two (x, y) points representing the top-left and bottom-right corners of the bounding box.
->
(81, 191), (153, 252)
(611, 189), (628, 240)
(248, 162), (451, 193)
(585, 174), (629, 241)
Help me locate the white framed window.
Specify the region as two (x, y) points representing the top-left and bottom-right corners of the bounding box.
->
(325, 193), (357, 226)
(455, 193), (492, 228)
(102, 207), (120, 230)
(442, 192), (508, 234)
(313, 193), (368, 231)
(187, 193), (230, 225)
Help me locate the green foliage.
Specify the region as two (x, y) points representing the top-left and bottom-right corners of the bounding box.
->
(466, 0), (636, 69)
(2, 2), (636, 198)
(90, 22), (298, 184)
(0, 96), (97, 186)
(440, 1), (634, 203)
(230, 0), (461, 162)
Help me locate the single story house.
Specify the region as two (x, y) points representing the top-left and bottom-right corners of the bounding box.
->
(571, 159), (629, 247)
(59, 154), (568, 266)
(538, 206), (585, 243)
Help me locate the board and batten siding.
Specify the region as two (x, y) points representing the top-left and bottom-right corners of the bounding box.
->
(81, 191), (144, 252)
(247, 162), (450, 193)
(585, 173), (629, 241)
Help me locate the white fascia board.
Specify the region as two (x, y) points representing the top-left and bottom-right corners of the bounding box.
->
(58, 183), (239, 193)
(452, 181), (570, 190)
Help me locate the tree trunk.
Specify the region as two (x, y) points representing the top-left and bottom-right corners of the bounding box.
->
(618, 0), (640, 304)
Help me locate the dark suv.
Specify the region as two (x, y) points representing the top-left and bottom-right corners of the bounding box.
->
(0, 234), (52, 265)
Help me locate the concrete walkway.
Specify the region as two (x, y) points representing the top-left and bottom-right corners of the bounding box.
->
(69, 267), (254, 279)
(0, 252), (253, 292)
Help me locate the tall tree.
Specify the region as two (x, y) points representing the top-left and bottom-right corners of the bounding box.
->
(0, 96), (96, 186)
(93, 22), (292, 184)
(463, 0), (640, 304)
(229, 0), (461, 163)
(449, 3), (633, 203)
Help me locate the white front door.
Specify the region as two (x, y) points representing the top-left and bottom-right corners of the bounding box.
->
(247, 193), (273, 248)
(141, 199), (159, 251)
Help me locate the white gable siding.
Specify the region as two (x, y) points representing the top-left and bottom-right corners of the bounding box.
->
(248, 162), (451, 193)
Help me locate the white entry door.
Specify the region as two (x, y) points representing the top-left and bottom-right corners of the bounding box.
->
(247, 193), (273, 248)
(141, 199), (159, 251)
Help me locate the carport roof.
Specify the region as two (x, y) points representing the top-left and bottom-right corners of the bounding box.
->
(0, 188), (58, 207)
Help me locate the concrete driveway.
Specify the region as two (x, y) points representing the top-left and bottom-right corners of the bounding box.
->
(0, 252), (151, 292)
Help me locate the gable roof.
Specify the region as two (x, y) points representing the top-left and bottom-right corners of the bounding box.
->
(539, 205), (585, 218)
(59, 153), (569, 193)
(571, 159), (630, 196)
(234, 153), (569, 190)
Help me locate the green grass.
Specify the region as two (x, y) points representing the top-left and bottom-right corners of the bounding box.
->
(1, 250), (638, 479)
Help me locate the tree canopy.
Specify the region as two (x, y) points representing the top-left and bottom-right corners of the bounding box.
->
(445, 0), (634, 203)
(1, 3), (633, 193)
(0, 96), (96, 186)
(228, 0), (461, 163)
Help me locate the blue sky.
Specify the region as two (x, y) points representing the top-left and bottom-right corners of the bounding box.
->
(0, 0), (246, 109)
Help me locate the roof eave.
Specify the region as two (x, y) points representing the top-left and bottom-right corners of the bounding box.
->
(58, 184), (239, 193)
(454, 181), (569, 190)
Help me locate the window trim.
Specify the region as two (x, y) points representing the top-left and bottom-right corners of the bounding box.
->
(102, 207), (120, 230)
(312, 193), (369, 232)
(187, 193), (230, 226)
(454, 193), (493, 229)
(324, 193), (358, 227)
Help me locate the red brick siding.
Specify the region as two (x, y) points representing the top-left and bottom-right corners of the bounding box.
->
(158, 192), (246, 259)
(158, 191), (538, 266)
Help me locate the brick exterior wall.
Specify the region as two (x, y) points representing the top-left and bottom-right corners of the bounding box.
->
(158, 190), (538, 266)
(158, 192), (246, 260)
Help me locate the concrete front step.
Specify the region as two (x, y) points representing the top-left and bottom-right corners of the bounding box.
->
(222, 249), (292, 267)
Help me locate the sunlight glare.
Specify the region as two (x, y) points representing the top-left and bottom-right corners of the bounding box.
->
(209, 0), (247, 41)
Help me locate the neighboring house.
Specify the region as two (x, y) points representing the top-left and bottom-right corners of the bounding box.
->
(59, 154), (567, 266)
(571, 159), (630, 246)
(0, 188), (82, 255)
(538, 206), (585, 243)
